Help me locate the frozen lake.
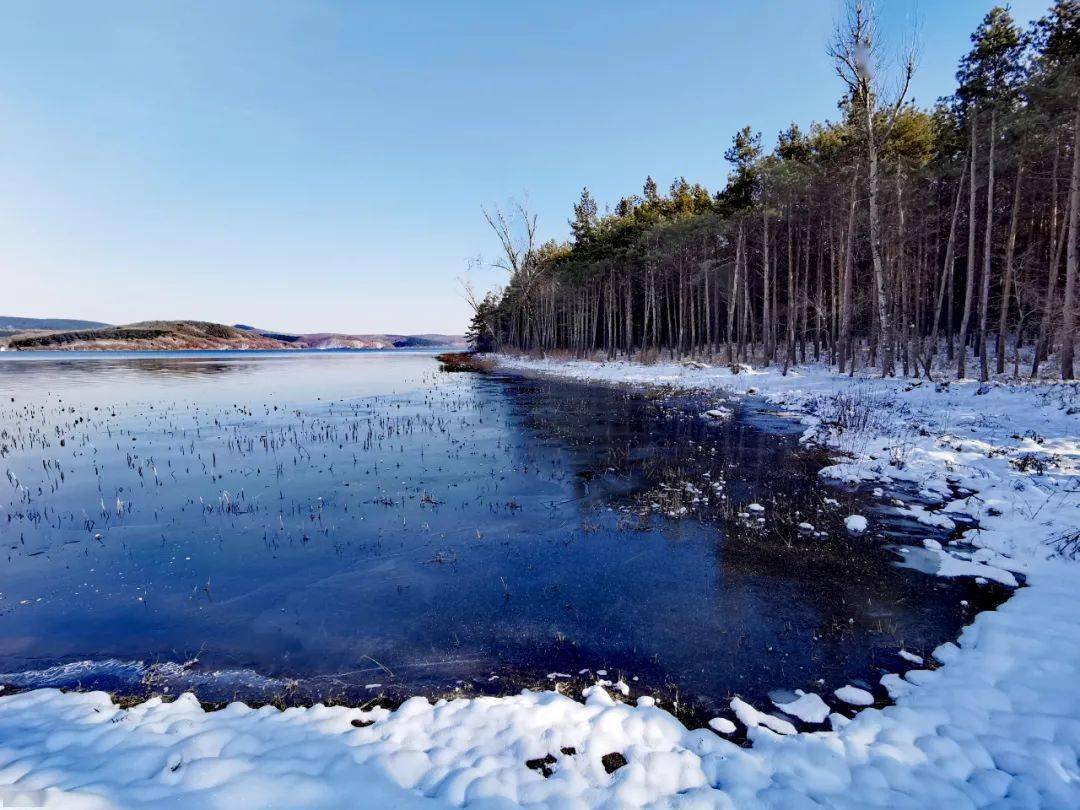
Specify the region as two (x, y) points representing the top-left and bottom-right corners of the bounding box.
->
(0, 351), (1000, 722)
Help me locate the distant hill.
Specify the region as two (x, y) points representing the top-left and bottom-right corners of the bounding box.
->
(0, 316), (110, 335)
(232, 325), (303, 343)
(1, 318), (466, 351)
(234, 325), (465, 350)
(5, 321), (284, 351)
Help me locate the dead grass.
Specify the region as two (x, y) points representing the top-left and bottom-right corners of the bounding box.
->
(435, 352), (494, 373)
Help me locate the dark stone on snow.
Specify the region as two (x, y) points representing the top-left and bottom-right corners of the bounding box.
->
(602, 752), (628, 773)
(526, 753), (557, 778)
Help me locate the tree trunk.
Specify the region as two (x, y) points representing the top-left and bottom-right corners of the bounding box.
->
(727, 223), (743, 365)
(977, 109), (996, 382)
(1061, 101), (1080, 380)
(761, 208), (771, 363)
(931, 169), (967, 370)
(958, 113), (978, 379)
(839, 172), (858, 374)
(1034, 141), (1063, 377)
(996, 163), (1022, 374)
(897, 163), (910, 376)
(864, 95), (893, 376)
(784, 213), (796, 372)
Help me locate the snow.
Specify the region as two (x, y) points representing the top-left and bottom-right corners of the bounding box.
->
(880, 673), (916, 700)
(899, 503), (956, 530)
(834, 685), (875, 706)
(932, 548), (1019, 587)
(1, 356), (1078, 807)
(703, 407), (732, 420)
(772, 691), (830, 724)
(708, 717), (736, 735)
(730, 696), (797, 735)
(844, 514), (868, 535)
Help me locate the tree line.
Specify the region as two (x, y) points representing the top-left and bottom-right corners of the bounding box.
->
(468, 1), (1080, 381)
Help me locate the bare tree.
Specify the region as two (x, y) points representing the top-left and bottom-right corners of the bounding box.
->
(829, 0), (917, 377)
(482, 198), (541, 348)
(482, 199), (538, 282)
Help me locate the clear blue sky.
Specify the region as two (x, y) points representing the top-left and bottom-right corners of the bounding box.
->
(0, 0), (1048, 334)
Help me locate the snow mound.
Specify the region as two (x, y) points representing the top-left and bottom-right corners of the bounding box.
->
(834, 684), (874, 706)
(702, 407), (732, 420)
(772, 691), (830, 724)
(708, 717), (736, 734)
(844, 514), (868, 535)
(730, 696), (796, 735)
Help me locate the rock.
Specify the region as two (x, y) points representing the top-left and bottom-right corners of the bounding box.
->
(526, 754), (557, 777)
(601, 752), (628, 773)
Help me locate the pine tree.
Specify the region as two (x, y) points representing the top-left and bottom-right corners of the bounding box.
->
(957, 7), (1025, 380)
(721, 126), (762, 212)
(643, 175), (659, 204)
(570, 187), (598, 245)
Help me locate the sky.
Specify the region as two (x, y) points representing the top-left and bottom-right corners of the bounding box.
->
(0, 0), (1051, 335)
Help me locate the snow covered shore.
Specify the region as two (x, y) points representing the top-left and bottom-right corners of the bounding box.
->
(0, 357), (1077, 808)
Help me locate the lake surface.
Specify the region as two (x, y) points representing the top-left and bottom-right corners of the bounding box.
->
(0, 351), (999, 723)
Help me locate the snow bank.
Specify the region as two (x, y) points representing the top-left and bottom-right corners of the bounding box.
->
(0, 357), (1077, 807)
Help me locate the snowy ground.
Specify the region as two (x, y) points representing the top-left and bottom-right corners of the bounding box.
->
(0, 357), (1077, 808)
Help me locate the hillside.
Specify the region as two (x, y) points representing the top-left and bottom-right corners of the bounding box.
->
(0, 316), (110, 339)
(1, 320), (466, 351)
(233, 325), (465, 350)
(291, 333), (465, 350)
(4, 321), (284, 351)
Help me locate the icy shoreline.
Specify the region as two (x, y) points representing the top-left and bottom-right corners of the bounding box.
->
(0, 357), (1077, 808)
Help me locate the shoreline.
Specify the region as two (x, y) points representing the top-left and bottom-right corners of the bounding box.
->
(0, 355), (1076, 807)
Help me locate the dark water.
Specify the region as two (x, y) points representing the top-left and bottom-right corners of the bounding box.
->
(0, 351), (999, 723)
